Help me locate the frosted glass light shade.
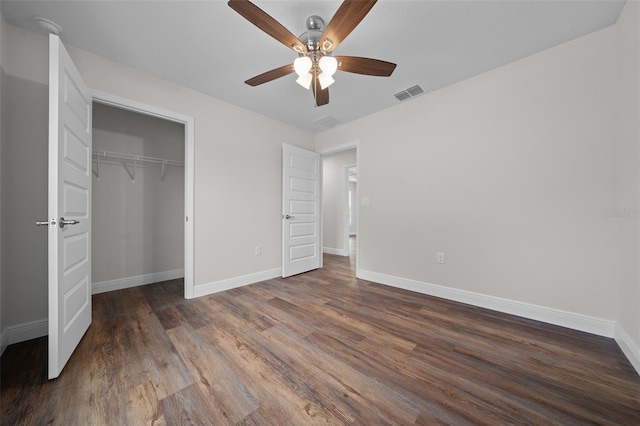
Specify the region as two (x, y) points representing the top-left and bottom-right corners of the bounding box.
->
(318, 72), (335, 90)
(296, 72), (312, 89)
(294, 56), (312, 76)
(319, 56), (338, 76)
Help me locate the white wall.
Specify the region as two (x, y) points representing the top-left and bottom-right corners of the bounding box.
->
(614, 0), (640, 371)
(322, 149), (356, 255)
(317, 26), (619, 327)
(1, 24), (314, 332)
(92, 103), (185, 285)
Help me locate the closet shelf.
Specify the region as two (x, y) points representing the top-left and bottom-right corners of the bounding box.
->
(92, 149), (184, 182)
(92, 150), (184, 166)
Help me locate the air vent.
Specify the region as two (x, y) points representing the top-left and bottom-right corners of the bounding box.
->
(406, 85), (424, 97)
(393, 91), (412, 101)
(314, 115), (341, 129)
(394, 84), (425, 102)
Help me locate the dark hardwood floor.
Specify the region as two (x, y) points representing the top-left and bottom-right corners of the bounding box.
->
(2, 243), (639, 425)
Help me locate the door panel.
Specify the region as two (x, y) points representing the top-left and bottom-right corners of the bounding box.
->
(48, 34), (92, 379)
(282, 144), (321, 277)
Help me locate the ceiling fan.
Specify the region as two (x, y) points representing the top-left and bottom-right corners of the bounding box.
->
(228, 0), (397, 107)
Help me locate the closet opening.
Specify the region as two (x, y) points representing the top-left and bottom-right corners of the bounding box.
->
(321, 146), (358, 273)
(91, 102), (186, 295)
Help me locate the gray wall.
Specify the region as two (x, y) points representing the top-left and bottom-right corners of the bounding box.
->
(92, 103), (184, 284)
(317, 25), (619, 320)
(322, 149), (356, 254)
(316, 8), (640, 369)
(0, 23), (314, 337)
(3, 72), (49, 328)
(0, 12), (6, 344)
(614, 1), (640, 359)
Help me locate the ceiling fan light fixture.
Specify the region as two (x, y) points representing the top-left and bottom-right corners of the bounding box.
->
(319, 56), (338, 76)
(296, 72), (313, 89)
(318, 72), (335, 90)
(294, 56), (312, 76)
(228, 0), (396, 107)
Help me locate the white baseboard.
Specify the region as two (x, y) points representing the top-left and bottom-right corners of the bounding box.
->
(614, 324), (640, 375)
(4, 268), (636, 377)
(0, 318), (49, 350)
(193, 268), (282, 298)
(358, 270), (616, 338)
(92, 269), (184, 294)
(323, 247), (348, 256)
(1, 327), (8, 356)
(1, 267), (280, 347)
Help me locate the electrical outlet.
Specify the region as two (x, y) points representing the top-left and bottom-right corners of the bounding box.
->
(254, 246), (262, 255)
(436, 252), (445, 264)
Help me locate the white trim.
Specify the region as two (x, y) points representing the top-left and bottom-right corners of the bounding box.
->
(193, 268), (282, 298)
(317, 140), (359, 156)
(4, 319), (48, 347)
(614, 324), (640, 375)
(90, 90), (196, 299)
(355, 146), (360, 274)
(319, 154), (324, 271)
(3, 268), (637, 376)
(343, 162), (357, 258)
(92, 269), (184, 295)
(1, 327), (8, 355)
(323, 247), (348, 256)
(358, 270), (616, 337)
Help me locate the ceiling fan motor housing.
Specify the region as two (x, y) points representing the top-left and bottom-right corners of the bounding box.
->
(306, 15), (325, 31)
(299, 15), (325, 51)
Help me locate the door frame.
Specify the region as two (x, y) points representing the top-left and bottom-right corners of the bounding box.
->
(91, 90), (196, 299)
(343, 163), (357, 254)
(318, 141), (359, 275)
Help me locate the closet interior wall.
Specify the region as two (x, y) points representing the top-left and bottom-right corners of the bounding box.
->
(92, 102), (185, 288)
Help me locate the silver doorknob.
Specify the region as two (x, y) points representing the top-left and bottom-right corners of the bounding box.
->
(59, 217), (80, 229)
(284, 214), (295, 220)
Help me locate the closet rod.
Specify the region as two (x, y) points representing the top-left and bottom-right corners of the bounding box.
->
(92, 149), (184, 167)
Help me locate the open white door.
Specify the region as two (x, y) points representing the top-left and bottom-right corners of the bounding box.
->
(47, 34), (92, 379)
(282, 144), (322, 277)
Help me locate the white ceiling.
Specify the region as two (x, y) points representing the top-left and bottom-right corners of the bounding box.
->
(1, 0), (625, 133)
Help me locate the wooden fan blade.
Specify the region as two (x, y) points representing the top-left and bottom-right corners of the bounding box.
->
(311, 75), (329, 106)
(245, 64), (294, 86)
(334, 56), (396, 77)
(320, 0), (377, 52)
(228, 0), (306, 52)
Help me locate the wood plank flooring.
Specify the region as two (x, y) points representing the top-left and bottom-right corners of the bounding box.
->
(2, 249), (639, 425)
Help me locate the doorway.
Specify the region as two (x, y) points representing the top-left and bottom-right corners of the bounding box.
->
(91, 91), (195, 298)
(321, 144), (359, 274)
(345, 165), (357, 265)
(91, 102), (185, 294)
